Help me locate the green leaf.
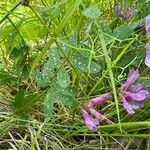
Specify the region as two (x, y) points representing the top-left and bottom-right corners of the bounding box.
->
(138, 77), (150, 87)
(43, 48), (60, 81)
(9, 44), (28, 60)
(118, 46), (145, 68)
(82, 6), (101, 19)
(43, 60), (55, 81)
(13, 90), (25, 110)
(57, 86), (77, 97)
(57, 94), (78, 108)
(46, 80), (78, 109)
(20, 19), (47, 41)
(57, 68), (70, 88)
(70, 52), (100, 73)
(31, 70), (47, 86)
(48, 48), (60, 67)
(44, 89), (54, 122)
(12, 90), (39, 116)
(100, 23), (113, 45)
(0, 71), (16, 85)
(113, 24), (132, 40)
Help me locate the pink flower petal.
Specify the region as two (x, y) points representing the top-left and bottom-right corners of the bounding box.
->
(127, 84), (145, 92)
(87, 93), (112, 107)
(146, 14), (150, 35)
(126, 8), (135, 18)
(89, 108), (113, 124)
(145, 46), (150, 67)
(81, 108), (99, 131)
(121, 96), (135, 114)
(124, 90), (149, 101)
(123, 69), (139, 88)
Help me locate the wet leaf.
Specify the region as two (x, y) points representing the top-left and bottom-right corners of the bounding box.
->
(113, 24), (132, 40)
(44, 88), (54, 122)
(57, 68), (70, 88)
(82, 6), (101, 19)
(70, 52), (100, 73)
(48, 48), (60, 67)
(43, 60), (55, 81)
(31, 70), (47, 86)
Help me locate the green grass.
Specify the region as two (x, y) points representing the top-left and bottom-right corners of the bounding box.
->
(0, 0), (150, 149)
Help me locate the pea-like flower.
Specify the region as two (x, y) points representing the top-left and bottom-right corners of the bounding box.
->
(81, 93), (112, 131)
(81, 108), (99, 132)
(145, 15), (150, 67)
(119, 69), (149, 114)
(86, 93), (112, 108)
(145, 45), (150, 67)
(114, 4), (135, 20)
(145, 14), (150, 36)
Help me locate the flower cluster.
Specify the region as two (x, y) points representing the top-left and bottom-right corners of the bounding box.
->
(81, 93), (113, 131)
(114, 4), (135, 20)
(119, 69), (149, 114)
(81, 69), (149, 131)
(81, 7), (150, 132)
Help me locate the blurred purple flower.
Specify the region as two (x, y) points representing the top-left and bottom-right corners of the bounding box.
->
(81, 107), (113, 132)
(119, 69), (149, 114)
(145, 15), (150, 67)
(114, 4), (135, 20)
(81, 92), (112, 131)
(145, 14), (150, 35)
(89, 108), (113, 124)
(145, 45), (150, 67)
(81, 108), (99, 132)
(86, 93), (112, 108)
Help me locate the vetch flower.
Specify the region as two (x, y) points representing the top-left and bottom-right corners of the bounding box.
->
(145, 15), (150, 67)
(89, 108), (113, 124)
(81, 93), (112, 131)
(114, 4), (135, 20)
(81, 108), (99, 132)
(86, 92), (112, 108)
(145, 45), (150, 67)
(119, 69), (149, 114)
(145, 14), (150, 36)
(122, 69), (139, 88)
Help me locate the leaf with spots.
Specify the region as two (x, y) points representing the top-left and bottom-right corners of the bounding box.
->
(44, 88), (54, 122)
(118, 46), (145, 68)
(82, 6), (101, 19)
(42, 48), (60, 81)
(48, 48), (60, 67)
(70, 52), (100, 73)
(57, 67), (70, 88)
(54, 82), (77, 97)
(113, 24), (132, 40)
(58, 86), (77, 97)
(31, 70), (47, 87)
(46, 80), (78, 109)
(56, 94), (78, 108)
(43, 60), (55, 81)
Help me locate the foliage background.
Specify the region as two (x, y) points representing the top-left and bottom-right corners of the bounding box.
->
(0, 0), (150, 149)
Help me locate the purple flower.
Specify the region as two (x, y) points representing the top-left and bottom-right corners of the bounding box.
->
(81, 92), (113, 131)
(145, 45), (150, 67)
(114, 4), (135, 20)
(89, 108), (113, 124)
(81, 108), (99, 132)
(119, 69), (149, 114)
(145, 14), (150, 35)
(145, 15), (150, 67)
(81, 107), (113, 131)
(86, 93), (112, 108)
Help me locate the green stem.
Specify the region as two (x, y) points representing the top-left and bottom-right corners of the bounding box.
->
(99, 33), (122, 131)
(0, 2), (21, 24)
